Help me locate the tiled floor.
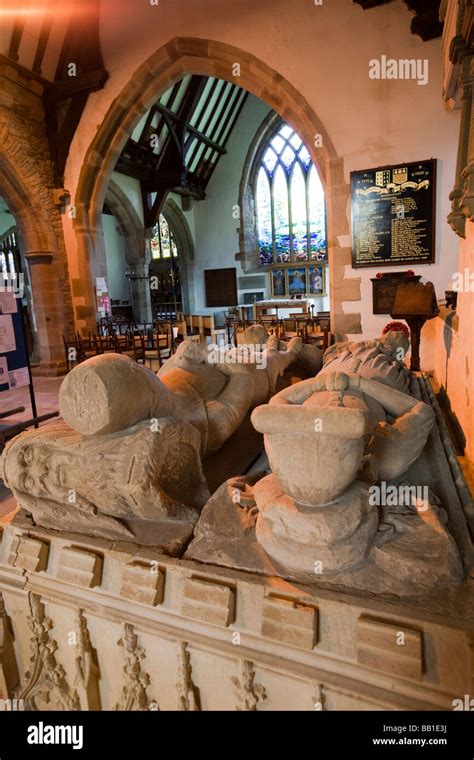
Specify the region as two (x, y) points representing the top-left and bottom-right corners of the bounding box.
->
(0, 376), (62, 423)
(0, 376), (62, 521)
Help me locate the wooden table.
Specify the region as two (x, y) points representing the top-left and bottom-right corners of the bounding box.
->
(253, 299), (309, 320)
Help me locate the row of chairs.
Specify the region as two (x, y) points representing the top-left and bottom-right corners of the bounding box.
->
(63, 325), (177, 372)
(98, 314), (227, 346)
(228, 312), (331, 350)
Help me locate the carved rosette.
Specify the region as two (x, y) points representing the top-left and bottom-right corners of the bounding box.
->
(18, 593), (80, 711)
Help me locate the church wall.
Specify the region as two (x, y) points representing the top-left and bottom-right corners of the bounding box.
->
(190, 93), (331, 315)
(169, 192), (196, 244)
(64, 0), (459, 339)
(421, 220), (474, 476)
(0, 208), (13, 236)
(111, 172), (144, 226)
(191, 95), (270, 313)
(102, 213), (130, 303)
(58, 0), (471, 464)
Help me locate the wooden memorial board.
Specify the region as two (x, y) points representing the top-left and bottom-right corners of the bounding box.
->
(204, 268), (238, 308)
(371, 272), (421, 315)
(351, 159), (436, 268)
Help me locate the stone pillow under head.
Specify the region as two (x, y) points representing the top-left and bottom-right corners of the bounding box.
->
(157, 340), (228, 400)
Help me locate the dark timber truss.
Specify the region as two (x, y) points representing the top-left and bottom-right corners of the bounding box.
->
(353, 0), (444, 41)
(115, 75), (249, 228)
(2, 0), (108, 186)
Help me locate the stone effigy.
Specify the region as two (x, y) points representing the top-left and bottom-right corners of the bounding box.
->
(320, 327), (412, 393)
(157, 336), (304, 412)
(237, 322), (323, 377)
(0, 338), (308, 547)
(0, 415), (208, 549)
(59, 346), (253, 456)
(251, 370), (436, 575)
(187, 329), (464, 594)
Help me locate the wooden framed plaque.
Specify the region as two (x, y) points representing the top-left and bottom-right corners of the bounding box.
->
(371, 272), (421, 315)
(351, 159), (436, 268)
(204, 268), (238, 307)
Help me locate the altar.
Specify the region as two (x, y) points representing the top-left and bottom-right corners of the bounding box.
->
(252, 299), (309, 320)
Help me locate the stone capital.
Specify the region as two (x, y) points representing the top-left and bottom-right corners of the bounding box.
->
(23, 252), (54, 265)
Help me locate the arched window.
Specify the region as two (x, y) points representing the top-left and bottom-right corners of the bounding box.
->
(255, 123), (327, 266)
(150, 214), (178, 259)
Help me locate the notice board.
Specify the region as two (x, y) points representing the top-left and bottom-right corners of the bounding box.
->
(0, 295), (37, 418)
(351, 159), (436, 268)
(0, 294), (31, 393)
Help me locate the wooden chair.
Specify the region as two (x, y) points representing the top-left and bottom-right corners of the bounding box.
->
(93, 332), (115, 354)
(63, 335), (83, 371)
(144, 324), (172, 369)
(183, 314), (199, 337)
(130, 331), (146, 365)
(199, 315), (227, 346)
(76, 332), (96, 360)
(282, 317), (298, 335)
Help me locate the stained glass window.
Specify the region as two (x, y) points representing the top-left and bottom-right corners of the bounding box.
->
(0, 250), (16, 276)
(150, 214), (178, 259)
(255, 123), (327, 266)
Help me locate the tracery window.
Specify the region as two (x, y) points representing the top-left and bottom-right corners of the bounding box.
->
(150, 214), (178, 259)
(0, 249), (16, 276)
(255, 124), (327, 266)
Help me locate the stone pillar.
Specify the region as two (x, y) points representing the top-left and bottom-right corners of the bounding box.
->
(24, 253), (67, 375)
(70, 221), (101, 338)
(460, 56), (474, 223)
(129, 263), (152, 324)
(448, 56), (474, 236)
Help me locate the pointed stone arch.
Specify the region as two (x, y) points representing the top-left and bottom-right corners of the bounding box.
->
(161, 196), (195, 313)
(105, 180), (145, 268)
(74, 37), (361, 338)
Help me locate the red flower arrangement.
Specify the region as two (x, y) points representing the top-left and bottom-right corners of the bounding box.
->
(406, 270), (415, 277)
(382, 321), (410, 338)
